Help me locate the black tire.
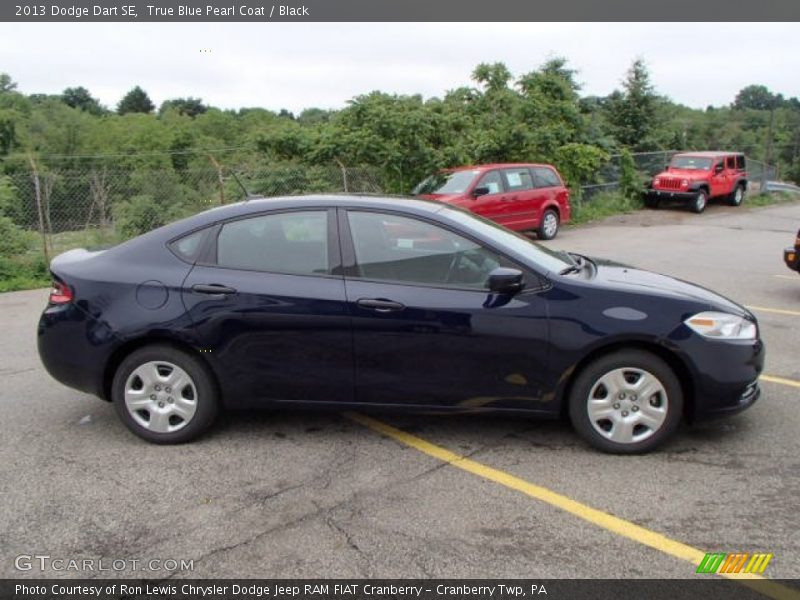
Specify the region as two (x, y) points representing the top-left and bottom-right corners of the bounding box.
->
(568, 350), (683, 454)
(728, 184), (745, 207)
(112, 344), (219, 444)
(537, 209), (559, 240)
(690, 190), (707, 214)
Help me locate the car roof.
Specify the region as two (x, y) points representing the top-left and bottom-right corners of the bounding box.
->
(672, 151), (744, 158)
(171, 194), (446, 229)
(443, 163), (556, 172)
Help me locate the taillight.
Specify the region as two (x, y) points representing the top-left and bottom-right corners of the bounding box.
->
(49, 280), (73, 304)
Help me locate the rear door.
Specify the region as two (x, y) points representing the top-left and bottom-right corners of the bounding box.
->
(181, 208), (353, 407)
(499, 167), (538, 230)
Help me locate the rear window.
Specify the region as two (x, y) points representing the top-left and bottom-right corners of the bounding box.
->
(736, 155), (746, 170)
(532, 167), (562, 188)
(216, 211), (329, 275)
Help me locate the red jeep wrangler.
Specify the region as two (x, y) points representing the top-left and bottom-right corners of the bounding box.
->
(645, 152), (747, 213)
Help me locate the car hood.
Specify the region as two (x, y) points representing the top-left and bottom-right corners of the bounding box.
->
(588, 259), (748, 316)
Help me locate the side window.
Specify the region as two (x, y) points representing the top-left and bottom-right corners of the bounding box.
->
(475, 170), (504, 195)
(169, 227), (209, 262)
(347, 211), (507, 289)
(532, 167), (561, 188)
(502, 168), (534, 192)
(726, 156), (736, 169)
(736, 155), (746, 170)
(216, 211), (329, 275)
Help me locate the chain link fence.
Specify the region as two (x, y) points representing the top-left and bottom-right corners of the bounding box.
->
(0, 163), (383, 267)
(0, 151), (783, 288)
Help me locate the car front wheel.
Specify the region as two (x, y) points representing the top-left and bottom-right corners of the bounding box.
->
(568, 350), (683, 454)
(112, 344), (219, 443)
(691, 190), (707, 214)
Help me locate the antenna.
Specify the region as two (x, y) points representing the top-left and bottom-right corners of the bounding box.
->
(229, 172), (255, 200)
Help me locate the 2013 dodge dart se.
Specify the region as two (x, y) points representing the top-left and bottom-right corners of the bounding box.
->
(38, 195), (764, 453)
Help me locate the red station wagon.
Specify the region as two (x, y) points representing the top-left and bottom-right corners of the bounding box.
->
(413, 163), (571, 239)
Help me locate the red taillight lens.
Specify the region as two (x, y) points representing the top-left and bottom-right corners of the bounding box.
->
(49, 280), (73, 304)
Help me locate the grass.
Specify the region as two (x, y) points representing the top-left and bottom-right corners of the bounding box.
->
(0, 228), (122, 293)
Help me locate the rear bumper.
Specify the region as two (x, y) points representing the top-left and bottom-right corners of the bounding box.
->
(784, 246), (799, 272)
(37, 303), (113, 399)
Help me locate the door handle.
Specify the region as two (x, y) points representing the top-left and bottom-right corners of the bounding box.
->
(356, 298), (405, 312)
(192, 283), (237, 295)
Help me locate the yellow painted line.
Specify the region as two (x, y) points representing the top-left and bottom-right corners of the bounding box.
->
(347, 412), (798, 600)
(747, 305), (800, 317)
(761, 374), (800, 389)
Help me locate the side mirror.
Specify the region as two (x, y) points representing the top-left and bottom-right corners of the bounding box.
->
(487, 267), (524, 294)
(472, 186), (490, 197)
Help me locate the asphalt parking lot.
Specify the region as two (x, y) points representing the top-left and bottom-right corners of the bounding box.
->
(1, 200), (798, 583)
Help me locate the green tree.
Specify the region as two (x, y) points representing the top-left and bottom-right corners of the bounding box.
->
(61, 87), (104, 115)
(606, 59), (659, 149)
(117, 86), (155, 115)
(733, 85), (782, 111)
(0, 73), (17, 94)
(159, 97), (207, 118)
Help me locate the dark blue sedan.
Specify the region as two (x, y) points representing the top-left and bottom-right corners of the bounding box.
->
(38, 195), (764, 453)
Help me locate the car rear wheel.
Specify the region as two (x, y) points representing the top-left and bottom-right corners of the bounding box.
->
(690, 190), (707, 214)
(568, 350), (683, 454)
(112, 345), (219, 444)
(537, 209), (559, 240)
(728, 184), (745, 207)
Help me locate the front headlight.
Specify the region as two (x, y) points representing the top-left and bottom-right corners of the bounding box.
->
(684, 311), (757, 340)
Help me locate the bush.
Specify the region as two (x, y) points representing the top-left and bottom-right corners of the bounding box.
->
(0, 214), (32, 257)
(113, 194), (185, 239)
(571, 190), (643, 225)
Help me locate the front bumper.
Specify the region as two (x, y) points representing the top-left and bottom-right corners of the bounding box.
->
(686, 336), (765, 421)
(645, 189), (697, 202)
(784, 246), (799, 273)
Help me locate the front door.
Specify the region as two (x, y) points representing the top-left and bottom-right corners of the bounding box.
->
(340, 208), (552, 412)
(181, 209), (353, 407)
(469, 169), (508, 224)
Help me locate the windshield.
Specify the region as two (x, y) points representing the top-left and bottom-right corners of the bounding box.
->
(441, 207), (573, 274)
(413, 170), (479, 195)
(669, 156), (713, 170)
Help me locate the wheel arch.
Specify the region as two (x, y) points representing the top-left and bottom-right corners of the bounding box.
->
(558, 340), (695, 422)
(102, 335), (219, 402)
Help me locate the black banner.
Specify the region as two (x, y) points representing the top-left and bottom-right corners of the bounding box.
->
(2, 0), (800, 22)
(3, 580), (800, 600)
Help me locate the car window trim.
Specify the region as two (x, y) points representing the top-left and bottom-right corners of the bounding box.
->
(194, 206), (343, 279)
(337, 207), (549, 293)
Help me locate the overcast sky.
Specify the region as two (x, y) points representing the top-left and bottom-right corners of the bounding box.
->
(1, 23), (797, 113)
